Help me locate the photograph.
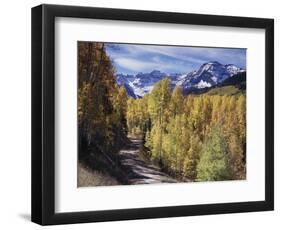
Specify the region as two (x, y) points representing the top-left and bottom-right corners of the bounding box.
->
(30, 3), (274, 225)
(77, 42), (246, 187)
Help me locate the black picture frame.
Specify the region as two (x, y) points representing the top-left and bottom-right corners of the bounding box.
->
(31, 4), (274, 225)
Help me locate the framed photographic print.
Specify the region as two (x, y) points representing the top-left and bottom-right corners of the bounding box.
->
(31, 4), (274, 225)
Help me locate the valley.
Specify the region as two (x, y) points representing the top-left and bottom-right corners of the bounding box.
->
(78, 42), (246, 187)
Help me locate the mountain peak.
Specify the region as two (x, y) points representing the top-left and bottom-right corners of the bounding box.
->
(150, 70), (166, 77)
(150, 70), (161, 74)
(115, 62), (245, 98)
(202, 61), (222, 66)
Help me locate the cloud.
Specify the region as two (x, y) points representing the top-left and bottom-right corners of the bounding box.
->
(113, 44), (206, 65)
(113, 57), (179, 73)
(105, 43), (246, 74)
(114, 58), (158, 72)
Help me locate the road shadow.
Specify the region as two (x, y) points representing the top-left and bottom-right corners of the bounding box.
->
(119, 137), (178, 184)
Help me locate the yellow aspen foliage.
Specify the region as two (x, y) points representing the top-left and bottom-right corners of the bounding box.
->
(169, 86), (184, 118)
(128, 78), (246, 181)
(183, 134), (201, 180)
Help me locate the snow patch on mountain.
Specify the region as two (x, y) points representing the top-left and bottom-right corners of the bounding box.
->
(196, 80), (212, 89)
(115, 61), (245, 97)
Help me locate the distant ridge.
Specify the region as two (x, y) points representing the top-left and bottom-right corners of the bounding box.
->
(115, 61), (245, 98)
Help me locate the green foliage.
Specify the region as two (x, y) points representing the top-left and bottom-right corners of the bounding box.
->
(127, 79), (246, 181)
(197, 125), (231, 181)
(78, 42), (246, 182)
(206, 85), (244, 96)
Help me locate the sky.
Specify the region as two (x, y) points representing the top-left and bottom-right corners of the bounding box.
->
(105, 43), (246, 75)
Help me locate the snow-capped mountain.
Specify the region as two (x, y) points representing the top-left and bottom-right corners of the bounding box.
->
(116, 70), (167, 98)
(179, 61), (245, 90)
(115, 61), (245, 98)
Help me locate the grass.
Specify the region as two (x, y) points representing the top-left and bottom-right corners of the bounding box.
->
(205, 85), (245, 96)
(78, 162), (120, 187)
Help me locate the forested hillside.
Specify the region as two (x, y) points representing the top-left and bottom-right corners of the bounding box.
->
(127, 80), (246, 181)
(78, 42), (246, 186)
(78, 42), (130, 185)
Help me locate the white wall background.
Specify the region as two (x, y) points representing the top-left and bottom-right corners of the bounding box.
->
(0, 0), (279, 228)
